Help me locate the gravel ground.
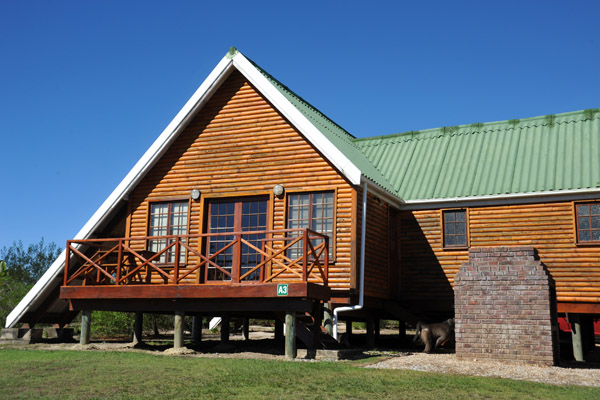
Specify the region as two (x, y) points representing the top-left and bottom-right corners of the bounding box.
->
(366, 351), (600, 387)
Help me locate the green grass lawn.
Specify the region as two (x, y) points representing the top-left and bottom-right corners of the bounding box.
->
(0, 349), (598, 399)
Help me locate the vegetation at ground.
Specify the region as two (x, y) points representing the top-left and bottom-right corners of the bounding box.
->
(0, 239), (62, 327)
(0, 349), (598, 400)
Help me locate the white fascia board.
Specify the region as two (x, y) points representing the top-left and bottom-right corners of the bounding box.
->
(231, 53), (363, 185)
(6, 56), (236, 328)
(401, 187), (600, 210)
(361, 176), (404, 208)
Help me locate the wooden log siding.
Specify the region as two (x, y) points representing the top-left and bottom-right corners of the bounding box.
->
(355, 188), (392, 299)
(399, 201), (600, 308)
(128, 70), (355, 290)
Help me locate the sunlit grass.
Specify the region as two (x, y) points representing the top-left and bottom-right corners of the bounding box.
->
(0, 349), (597, 399)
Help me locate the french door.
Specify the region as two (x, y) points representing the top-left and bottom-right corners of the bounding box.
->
(206, 196), (268, 282)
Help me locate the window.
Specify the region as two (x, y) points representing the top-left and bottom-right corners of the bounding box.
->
(206, 197), (268, 281)
(148, 200), (189, 264)
(287, 191), (334, 259)
(576, 203), (600, 243)
(443, 209), (468, 248)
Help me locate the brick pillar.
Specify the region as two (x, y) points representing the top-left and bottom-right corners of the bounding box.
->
(454, 247), (559, 366)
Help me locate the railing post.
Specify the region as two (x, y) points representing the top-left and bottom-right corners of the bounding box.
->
(174, 236), (180, 284)
(324, 236), (329, 285)
(64, 241), (70, 286)
(233, 235), (241, 283)
(116, 239), (123, 285)
(302, 229), (308, 282)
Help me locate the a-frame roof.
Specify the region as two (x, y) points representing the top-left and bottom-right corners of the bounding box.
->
(5, 48), (400, 328)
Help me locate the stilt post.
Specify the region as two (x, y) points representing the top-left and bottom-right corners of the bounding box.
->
(80, 310), (91, 345)
(285, 311), (296, 359)
(221, 314), (230, 343)
(192, 316), (202, 343)
(568, 313), (584, 361)
(133, 312), (143, 345)
(323, 302), (333, 336)
(174, 311), (185, 349)
(366, 318), (375, 348)
(243, 317), (250, 341)
(398, 320), (406, 344)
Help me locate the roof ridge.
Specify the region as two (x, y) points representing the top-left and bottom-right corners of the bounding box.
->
(354, 108), (600, 145)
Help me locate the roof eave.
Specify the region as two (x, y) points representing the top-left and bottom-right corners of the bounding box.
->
(401, 187), (600, 210)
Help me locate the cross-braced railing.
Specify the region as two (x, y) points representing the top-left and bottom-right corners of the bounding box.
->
(63, 229), (328, 287)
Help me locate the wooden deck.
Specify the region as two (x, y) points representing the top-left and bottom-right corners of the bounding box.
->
(60, 229), (331, 308)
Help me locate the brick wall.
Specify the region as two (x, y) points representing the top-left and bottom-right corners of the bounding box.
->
(454, 247), (559, 366)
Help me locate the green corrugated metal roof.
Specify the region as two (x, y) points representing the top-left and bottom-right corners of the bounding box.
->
(353, 109), (600, 201)
(245, 58), (396, 194)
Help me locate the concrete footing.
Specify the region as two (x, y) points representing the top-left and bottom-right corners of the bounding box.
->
(1, 328), (43, 343)
(1, 328), (74, 344)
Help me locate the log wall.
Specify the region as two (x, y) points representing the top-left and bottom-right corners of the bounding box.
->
(399, 201), (600, 315)
(127, 70), (356, 290)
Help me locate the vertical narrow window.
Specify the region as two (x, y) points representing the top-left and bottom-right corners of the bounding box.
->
(148, 200), (189, 264)
(287, 191), (334, 259)
(576, 203), (600, 243)
(443, 209), (468, 248)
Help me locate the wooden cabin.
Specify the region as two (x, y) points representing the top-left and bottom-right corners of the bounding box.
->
(6, 48), (600, 359)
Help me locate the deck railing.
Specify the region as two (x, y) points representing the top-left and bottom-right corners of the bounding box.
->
(63, 229), (328, 287)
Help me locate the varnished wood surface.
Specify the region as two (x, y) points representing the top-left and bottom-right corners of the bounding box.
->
(399, 201), (600, 312)
(127, 71), (355, 290)
(61, 282), (330, 301)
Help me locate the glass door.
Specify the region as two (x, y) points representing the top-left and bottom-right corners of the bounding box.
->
(206, 197), (268, 282)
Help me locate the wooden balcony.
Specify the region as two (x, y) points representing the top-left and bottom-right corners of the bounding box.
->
(60, 229), (330, 303)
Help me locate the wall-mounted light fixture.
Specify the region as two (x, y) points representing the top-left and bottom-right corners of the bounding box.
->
(190, 189), (201, 200)
(273, 184), (285, 197)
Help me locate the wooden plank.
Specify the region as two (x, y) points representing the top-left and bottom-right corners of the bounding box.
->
(401, 201), (600, 311)
(61, 282), (330, 301)
(127, 70), (354, 293)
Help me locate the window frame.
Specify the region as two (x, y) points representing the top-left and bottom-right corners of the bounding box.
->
(574, 201), (600, 246)
(285, 189), (336, 262)
(146, 198), (191, 265)
(441, 208), (469, 250)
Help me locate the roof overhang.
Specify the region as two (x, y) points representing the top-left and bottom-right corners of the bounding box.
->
(400, 187), (600, 210)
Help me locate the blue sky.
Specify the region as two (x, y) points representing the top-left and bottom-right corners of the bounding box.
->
(1, 0), (599, 250)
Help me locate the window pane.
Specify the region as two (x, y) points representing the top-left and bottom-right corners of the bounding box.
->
(445, 212), (455, 222)
(445, 223), (455, 235)
(578, 205), (590, 216)
(592, 216), (600, 229)
(580, 230), (591, 241)
(593, 230), (600, 241)
(456, 222), (466, 235)
(287, 191), (334, 259)
(446, 235), (455, 246)
(456, 235), (467, 246)
(455, 212), (465, 222)
(579, 217), (590, 230)
(591, 204), (600, 215)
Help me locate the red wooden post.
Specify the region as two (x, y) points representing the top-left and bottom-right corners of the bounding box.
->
(64, 241), (70, 286)
(302, 229), (308, 282)
(323, 236), (329, 285)
(116, 239), (123, 285)
(233, 235), (241, 283)
(174, 237), (180, 284)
